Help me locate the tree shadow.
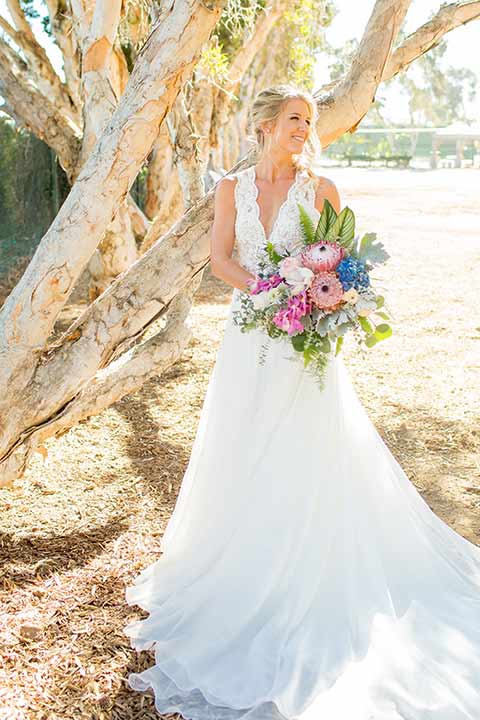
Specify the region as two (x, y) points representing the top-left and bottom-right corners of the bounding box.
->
(0, 513), (129, 590)
(113, 375), (192, 502)
(372, 400), (480, 544)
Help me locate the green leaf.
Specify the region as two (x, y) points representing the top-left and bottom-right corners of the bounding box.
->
(297, 203), (316, 244)
(358, 316), (374, 334)
(375, 311), (390, 320)
(315, 198), (338, 241)
(325, 206), (355, 247)
(265, 241), (283, 265)
(335, 336), (344, 356)
(319, 336), (331, 354)
(291, 332), (306, 352)
(374, 323), (392, 341)
(365, 334), (378, 348)
(357, 233), (390, 266)
(303, 345), (316, 367)
(375, 295), (385, 308)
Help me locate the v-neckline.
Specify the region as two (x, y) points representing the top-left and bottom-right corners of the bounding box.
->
(251, 165), (299, 243)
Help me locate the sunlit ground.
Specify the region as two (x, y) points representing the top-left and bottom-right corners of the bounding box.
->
(0, 167), (479, 719)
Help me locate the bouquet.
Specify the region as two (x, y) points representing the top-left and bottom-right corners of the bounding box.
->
(232, 199), (392, 390)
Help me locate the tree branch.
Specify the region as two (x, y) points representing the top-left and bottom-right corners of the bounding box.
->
(3, 0), (79, 123)
(0, 0), (227, 452)
(383, 0), (480, 81)
(0, 38), (81, 177)
(0, 277), (200, 488)
(314, 0), (413, 148)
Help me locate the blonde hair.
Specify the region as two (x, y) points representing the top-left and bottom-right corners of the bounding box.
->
(248, 84), (321, 179)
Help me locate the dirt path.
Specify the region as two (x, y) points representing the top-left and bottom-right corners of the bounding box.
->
(1, 167), (479, 719)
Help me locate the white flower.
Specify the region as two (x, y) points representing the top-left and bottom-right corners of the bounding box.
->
(279, 256), (314, 294)
(342, 288), (359, 304)
(357, 307), (374, 317)
(355, 293), (377, 316)
(251, 284), (286, 310)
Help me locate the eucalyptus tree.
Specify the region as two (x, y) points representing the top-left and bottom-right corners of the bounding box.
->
(0, 0), (479, 487)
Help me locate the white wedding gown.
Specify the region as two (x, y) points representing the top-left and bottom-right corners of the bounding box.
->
(124, 166), (480, 719)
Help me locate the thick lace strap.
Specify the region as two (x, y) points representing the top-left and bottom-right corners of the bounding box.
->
(222, 166), (320, 275)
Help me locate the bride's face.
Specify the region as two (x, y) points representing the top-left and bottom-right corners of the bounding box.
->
(264, 98), (312, 156)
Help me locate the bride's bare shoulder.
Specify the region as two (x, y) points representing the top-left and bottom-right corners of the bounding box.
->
(212, 171), (241, 224)
(310, 170), (341, 213)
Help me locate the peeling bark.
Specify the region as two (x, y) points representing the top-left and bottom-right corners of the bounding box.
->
(0, 277), (200, 489)
(2, 0), (480, 487)
(0, 0), (227, 446)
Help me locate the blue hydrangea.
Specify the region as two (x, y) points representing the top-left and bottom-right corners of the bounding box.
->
(336, 256), (370, 291)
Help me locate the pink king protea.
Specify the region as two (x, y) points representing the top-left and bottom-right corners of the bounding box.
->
(309, 272), (345, 310)
(300, 240), (345, 273)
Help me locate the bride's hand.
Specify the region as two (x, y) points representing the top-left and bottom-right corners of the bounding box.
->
(210, 176), (256, 292)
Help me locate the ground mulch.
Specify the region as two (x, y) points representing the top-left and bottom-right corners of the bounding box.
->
(1, 167), (479, 719)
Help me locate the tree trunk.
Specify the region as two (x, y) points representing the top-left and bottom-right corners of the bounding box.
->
(0, 0), (227, 486)
(2, 0), (480, 488)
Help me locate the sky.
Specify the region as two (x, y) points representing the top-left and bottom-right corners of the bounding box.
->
(314, 1), (480, 124)
(0, 0), (479, 125)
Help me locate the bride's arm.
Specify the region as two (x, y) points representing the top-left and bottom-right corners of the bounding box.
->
(210, 177), (256, 292)
(314, 176), (341, 214)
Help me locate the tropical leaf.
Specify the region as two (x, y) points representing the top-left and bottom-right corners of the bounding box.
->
(357, 233), (390, 266)
(325, 206), (355, 250)
(265, 241), (283, 265)
(297, 203), (316, 244)
(314, 198), (338, 241)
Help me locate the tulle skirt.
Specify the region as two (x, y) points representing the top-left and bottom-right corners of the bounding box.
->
(123, 288), (480, 720)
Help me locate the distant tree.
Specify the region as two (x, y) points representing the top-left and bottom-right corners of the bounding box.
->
(395, 38), (477, 125)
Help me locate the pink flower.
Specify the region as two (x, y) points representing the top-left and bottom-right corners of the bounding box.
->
(278, 255), (314, 294)
(310, 272), (345, 309)
(301, 240), (345, 273)
(278, 256), (302, 276)
(272, 309), (304, 336)
(247, 273), (283, 295)
(272, 290), (312, 335)
(287, 289), (312, 316)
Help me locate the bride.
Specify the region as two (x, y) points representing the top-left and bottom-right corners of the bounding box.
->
(124, 85), (480, 719)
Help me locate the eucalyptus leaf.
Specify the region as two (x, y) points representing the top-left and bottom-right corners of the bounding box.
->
(358, 316), (374, 334)
(357, 233), (390, 266)
(319, 337), (331, 354)
(365, 334), (378, 348)
(291, 332), (306, 352)
(335, 336), (344, 356)
(374, 323), (392, 340)
(336, 322), (351, 337)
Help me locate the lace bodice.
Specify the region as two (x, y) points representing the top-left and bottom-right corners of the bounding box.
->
(224, 165), (320, 275)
